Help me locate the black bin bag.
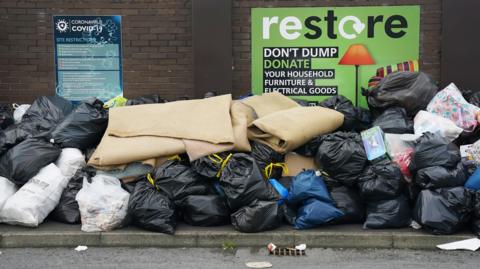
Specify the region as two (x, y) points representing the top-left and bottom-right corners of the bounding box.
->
(372, 107), (413, 134)
(22, 95), (73, 124)
(0, 96), (73, 155)
(51, 167), (96, 224)
(152, 160), (215, 202)
(330, 186), (365, 224)
(315, 132), (367, 187)
(413, 187), (473, 235)
(362, 71), (438, 117)
(318, 95), (372, 132)
(415, 162), (467, 189)
(219, 153), (278, 211)
(190, 152), (231, 178)
(364, 195), (411, 229)
(20, 95), (74, 138)
(127, 180), (176, 234)
(0, 126), (31, 155)
(0, 138), (61, 185)
(409, 132), (460, 172)
(0, 105), (13, 129)
(49, 99), (108, 150)
(179, 195), (231, 226)
(357, 159), (405, 201)
(251, 141), (285, 179)
(231, 200), (283, 233)
(472, 191), (480, 236)
(281, 203), (297, 226)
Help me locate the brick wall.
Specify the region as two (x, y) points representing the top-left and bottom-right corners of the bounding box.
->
(0, 0), (441, 103)
(0, 0), (193, 103)
(232, 0), (442, 96)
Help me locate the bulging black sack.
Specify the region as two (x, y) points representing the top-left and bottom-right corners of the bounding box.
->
(0, 96), (73, 155)
(409, 132), (460, 172)
(251, 141), (285, 179)
(358, 159), (405, 201)
(51, 167), (96, 224)
(128, 180), (176, 234)
(281, 203), (297, 226)
(219, 153), (278, 210)
(363, 71), (438, 117)
(0, 126), (31, 155)
(330, 186), (365, 224)
(152, 160), (214, 202)
(0, 138), (61, 185)
(318, 95), (372, 132)
(20, 95), (74, 137)
(413, 187), (473, 235)
(415, 162), (467, 189)
(179, 195), (231, 226)
(22, 95), (74, 128)
(190, 152), (231, 178)
(0, 105), (13, 129)
(315, 132), (367, 187)
(49, 99), (108, 150)
(472, 191), (480, 236)
(231, 200), (283, 233)
(372, 107), (413, 134)
(364, 195), (411, 229)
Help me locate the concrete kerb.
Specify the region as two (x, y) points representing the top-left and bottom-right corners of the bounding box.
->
(0, 222), (475, 250)
(392, 233), (473, 250)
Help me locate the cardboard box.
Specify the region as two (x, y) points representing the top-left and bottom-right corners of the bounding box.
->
(282, 152), (318, 177)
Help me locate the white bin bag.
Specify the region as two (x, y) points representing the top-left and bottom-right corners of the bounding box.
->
(414, 110), (463, 142)
(12, 103), (30, 124)
(76, 175), (130, 232)
(0, 176), (18, 210)
(55, 148), (86, 178)
(0, 163), (67, 226)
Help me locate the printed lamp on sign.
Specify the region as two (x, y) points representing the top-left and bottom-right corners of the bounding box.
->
(339, 44), (375, 106)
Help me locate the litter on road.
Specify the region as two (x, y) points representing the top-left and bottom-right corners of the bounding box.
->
(437, 238), (480, 251)
(74, 246), (88, 252)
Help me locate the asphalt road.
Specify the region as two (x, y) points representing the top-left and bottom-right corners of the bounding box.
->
(0, 247), (479, 269)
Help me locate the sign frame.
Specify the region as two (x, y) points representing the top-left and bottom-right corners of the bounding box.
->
(53, 15), (123, 102)
(251, 6), (420, 106)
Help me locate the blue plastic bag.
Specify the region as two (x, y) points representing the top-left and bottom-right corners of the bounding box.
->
(465, 167), (480, 191)
(294, 198), (344, 229)
(269, 178), (288, 204)
(287, 170), (332, 205)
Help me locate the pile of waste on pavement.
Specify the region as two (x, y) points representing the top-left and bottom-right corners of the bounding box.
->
(1, 71), (480, 236)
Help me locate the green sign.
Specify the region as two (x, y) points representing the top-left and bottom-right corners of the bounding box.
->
(251, 6), (420, 106)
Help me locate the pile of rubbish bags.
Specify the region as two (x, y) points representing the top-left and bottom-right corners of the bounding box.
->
(1, 71), (480, 236)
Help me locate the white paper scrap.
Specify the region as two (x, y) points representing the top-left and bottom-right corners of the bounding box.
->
(74, 245), (88, 252)
(437, 238), (480, 251)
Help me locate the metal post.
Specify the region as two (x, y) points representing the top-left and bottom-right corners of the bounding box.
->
(355, 64), (359, 107)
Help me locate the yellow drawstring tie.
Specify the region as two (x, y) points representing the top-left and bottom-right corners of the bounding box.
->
(264, 162), (289, 179)
(146, 173), (159, 191)
(208, 153), (233, 178)
(167, 155), (182, 162)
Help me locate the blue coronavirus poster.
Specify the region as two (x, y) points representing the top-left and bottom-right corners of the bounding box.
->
(53, 15), (122, 102)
